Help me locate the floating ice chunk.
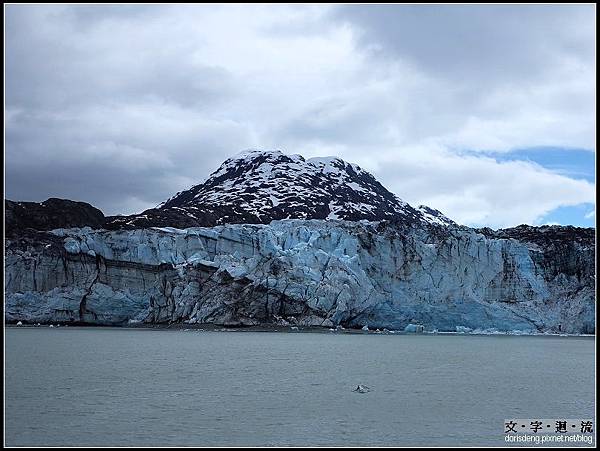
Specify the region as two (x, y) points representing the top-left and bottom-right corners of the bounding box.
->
(508, 329), (531, 336)
(362, 325), (369, 331)
(455, 325), (472, 333)
(404, 324), (425, 333)
(16, 321), (22, 326)
(471, 328), (503, 335)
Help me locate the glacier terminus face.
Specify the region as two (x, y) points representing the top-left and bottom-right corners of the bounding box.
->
(5, 219), (595, 334)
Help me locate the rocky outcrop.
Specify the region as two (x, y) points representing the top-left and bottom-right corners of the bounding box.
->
(5, 220), (595, 333)
(5, 198), (105, 237)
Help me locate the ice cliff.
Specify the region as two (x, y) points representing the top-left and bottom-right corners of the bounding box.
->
(5, 220), (595, 333)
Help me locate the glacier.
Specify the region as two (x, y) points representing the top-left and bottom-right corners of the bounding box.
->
(5, 219), (595, 333)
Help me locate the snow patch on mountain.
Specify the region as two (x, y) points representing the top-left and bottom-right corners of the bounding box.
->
(106, 150), (453, 230)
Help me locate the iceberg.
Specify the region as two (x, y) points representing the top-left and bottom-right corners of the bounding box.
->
(404, 324), (425, 333)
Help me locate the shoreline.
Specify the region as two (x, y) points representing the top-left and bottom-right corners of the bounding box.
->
(5, 322), (595, 338)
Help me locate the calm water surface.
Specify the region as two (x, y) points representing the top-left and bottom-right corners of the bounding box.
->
(5, 328), (595, 446)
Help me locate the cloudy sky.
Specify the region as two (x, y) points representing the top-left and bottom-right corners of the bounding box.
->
(5, 4), (596, 228)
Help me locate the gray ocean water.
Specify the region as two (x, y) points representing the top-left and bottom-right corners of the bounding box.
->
(4, 328), (595, 446)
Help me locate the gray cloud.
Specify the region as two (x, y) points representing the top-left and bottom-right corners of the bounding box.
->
(334, 5), (595, 86)
(5, 5), (596, 226)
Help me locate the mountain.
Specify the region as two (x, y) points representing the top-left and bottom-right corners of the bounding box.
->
(4, 149), (596, 333)
(104, 149), (455, 229)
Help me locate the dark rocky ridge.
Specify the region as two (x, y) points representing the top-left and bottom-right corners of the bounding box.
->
(476, 224), (595, 248)
(5, 198), (105, 238)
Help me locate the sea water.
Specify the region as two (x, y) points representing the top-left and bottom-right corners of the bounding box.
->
(4, 328), (595, 446)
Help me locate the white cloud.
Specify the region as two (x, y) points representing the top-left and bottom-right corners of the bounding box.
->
(5, 5), (596, 226)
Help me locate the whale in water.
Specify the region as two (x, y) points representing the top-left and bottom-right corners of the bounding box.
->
(353, 385), (371, 393)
